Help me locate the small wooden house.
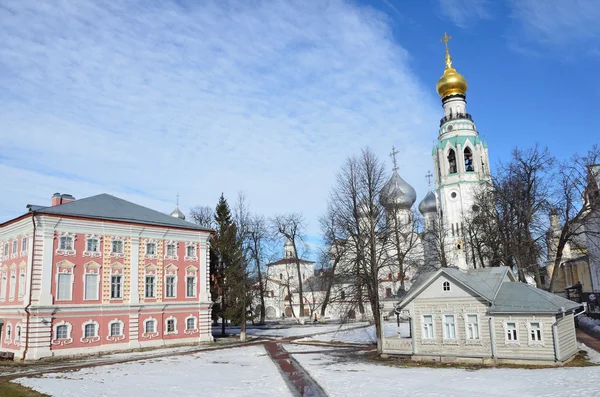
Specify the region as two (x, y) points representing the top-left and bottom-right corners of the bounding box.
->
(382, 267), (582, 365)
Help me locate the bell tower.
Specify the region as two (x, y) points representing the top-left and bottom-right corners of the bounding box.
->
(432, 33), (491, 270)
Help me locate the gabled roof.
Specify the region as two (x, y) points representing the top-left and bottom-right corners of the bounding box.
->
(266, 257), (315, 266)
(490, 282), (581, 314)
(26, 194), (212, 232)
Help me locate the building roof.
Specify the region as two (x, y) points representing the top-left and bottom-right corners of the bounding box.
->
(266, 257), (315, 266)
(398, 266), (581, 315)
(26, 193), (212, 232)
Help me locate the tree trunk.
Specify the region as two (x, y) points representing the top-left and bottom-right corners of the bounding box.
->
(256, 252), (266, 325)
(240, 270), (247, 342)
(295, 259), (304, 316)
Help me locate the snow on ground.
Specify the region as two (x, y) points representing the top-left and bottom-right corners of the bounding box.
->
(298, 322), (398, 344)
(580, 342), (600, 364)
(15, 345), (292, 397)
(218, 322), (370, 339)
(282, 343), (357, 353)
(292, 351), (600, 397)
(579, 315), (600, 334)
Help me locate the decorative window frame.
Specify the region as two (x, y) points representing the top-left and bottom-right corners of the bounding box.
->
(144, 264), (158, 299)
(8, 265), (17, 302)
(164, 240), (179, 260)
(83, 261), (101, 301)
(185, 266), (198, 298)
(56, 232), (76, 256)
(144, 239), (158, 260)
(110, 236), (126, 259)
(11, 239), (18, 258)
(107, 319), (126, 342)
(55, 260), (75, 301)
(184, 242), (198, 262)
(83, 234), (102, 258)
(80, 320), (100, 343)
(165, 316), (178, 335)
(442, 313), (458, 344)
(110, 262), (125, 300)
(442, 281), (451, 292)
(184, 315), (198, 335)
(20, 235), (28, 257)
(0, 266), (7, 302)
(421, 314), (436, 344)
(52, 321), (73, 346)
(164, 264), (178, 299)
(2, 242), (9, 261)
(526, 318), (545, 347)
(142, 317), (159, 339)
(18, 262), (26, 300)
(502, 319), (520, 346)
(3, 322), (12, 345)
(14, 323), (22, 347)
(464, 313), (482, 345)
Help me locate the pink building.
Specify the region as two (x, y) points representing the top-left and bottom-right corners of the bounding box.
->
(0, 193), (213, 360)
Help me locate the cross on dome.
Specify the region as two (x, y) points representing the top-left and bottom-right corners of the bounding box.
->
(389, 146), (399, 171)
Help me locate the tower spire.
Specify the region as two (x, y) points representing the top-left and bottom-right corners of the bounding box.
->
(440, 32), (453, 69)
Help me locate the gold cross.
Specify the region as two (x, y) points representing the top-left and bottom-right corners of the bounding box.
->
(389, 146), (399, 171)
(425, 171), (433, 189)
(441, 32), (452, 51)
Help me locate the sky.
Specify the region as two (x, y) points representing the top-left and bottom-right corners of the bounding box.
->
(1, 0), (599, 250)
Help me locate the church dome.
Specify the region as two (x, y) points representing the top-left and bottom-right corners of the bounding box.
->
(436, 34), (468, 98)
(380, 170), (417, 210)
(418, 191), (437, 214)
(170, 205), (186, 220)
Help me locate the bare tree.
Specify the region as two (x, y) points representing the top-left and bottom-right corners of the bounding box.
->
(189, 206), (215, 229)
(246, 215), (269, 324)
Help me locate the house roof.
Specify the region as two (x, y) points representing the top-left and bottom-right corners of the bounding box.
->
(25, 194), (212, 232)
(398, 266), (581, 315)
(266, 257), (315, 266)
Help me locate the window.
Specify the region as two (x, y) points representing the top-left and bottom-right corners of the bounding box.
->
(9, 271), (16, 300)
(506, 322), (518, 342)
(145, 320), (156, 333)
(12, 240), (17, 255)
(56, 324), (69, 339)
(279, 273), (283, 280)
(340, 290), (346, 300)
(18, 271), (26, 299)
(422, 315), (434, 339)
(167, 319), (175, 333)
(145, 275), (155, 298)
(16, 326), (21, 341)
(186, 245), (196, 258)
(146, 243), (156, 255)
(166, 275), (176, 298)
(186, 317), (195, 330)
(57, 273), (72, 300)
(59, 236), (73, 251)
(443, 314), (456, 339)
(3, 242), (8, 256)
(110, 322), (122, 337)
(464, 147), (474, 172)
(111, 275), (122, 299)
(84, 274), (99, 300)
(186, 276), (196, 298)
(111, 240), (124, 254)
(447, 149), (457, 174)
(6, 325), (11, 340)
(466, 314), (479, 340)
(166, 243), (176, 257)
(529, 322), (542, 342)
(385, 288), (392, 298)
(86, 238), (99, 253)
(443, 281), (450, 291)
(84, 323), (96, 338)
(21, 237), (28, 253)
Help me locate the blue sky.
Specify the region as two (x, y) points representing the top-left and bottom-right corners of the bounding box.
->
(0, 0), (598, 250)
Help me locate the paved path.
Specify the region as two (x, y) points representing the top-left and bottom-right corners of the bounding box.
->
(577, 328), (600, 353)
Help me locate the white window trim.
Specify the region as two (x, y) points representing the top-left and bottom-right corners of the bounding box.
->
(421, 314), (435, 343)
(83, 235), (102, 258)
(83, 262), (101, 301)
(442, 281), (451, 292)
(4, 322), (12, 344)
(165, 273), (178, 299)
(2, 242), (9, 260)
(144, 240), (158, 259)
(464, 313), (481, 344)
(11, 239), (18, 258)
(442, 314), (458, 343)
(8, 268), (16, 302)
(18, 268), (26, 301)
(14, 323), (22, 347)
(20, 236), (28, 257)
(165, 316), (178, 335)
(184, 242), (198, 262)
(0, 269), (7, 302)
(142, 317), (159, 339)
(107, 319), (126, 342)
(56, 232), (76, 256)
(503, 319), (520, 346)
(80, 320), (100, 343)
(55, 261), (75, 301)
(186, 274), (197, 298)
(110, 263), (125, 300)
(526, 319), (545, 347)
(145, 274), (156, 299)
(110, 237), (126, 258)
(164, 241), (179, 260)
(52, 321), (73, 346)
(184, 315), (198, 335)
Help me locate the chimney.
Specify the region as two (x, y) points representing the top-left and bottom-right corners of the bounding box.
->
(51, 193), (76, 206)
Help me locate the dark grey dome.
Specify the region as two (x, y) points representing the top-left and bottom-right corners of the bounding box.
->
(380, 170), (417, 210)
(418, 190), (437, 214)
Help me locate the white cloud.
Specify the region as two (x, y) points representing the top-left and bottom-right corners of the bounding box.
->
(0, 0), (439, 235)
(438, 0), (490, 28)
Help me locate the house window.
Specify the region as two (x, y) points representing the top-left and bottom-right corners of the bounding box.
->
(21, 237), (28, 252)
(86, 238), (99, 253)
(9, 271), (16, 300)
(166, 276), (176, 298)
(506, 322), (518, 342)
(145, 275), (155, 298)
(529, 322), (542, 342)
(422, 315), (434, 339)
(57, 273), (73, 300)
(443, 281), (450, 291)
(110, 322), (122, 337)
(448, 149), (457, 174)
(59, 236), (73, 251)
(111, 275), (122, 299)
(186, 317), (196, 330)
(3, 242), (8, 256)
(145, 319), (156, 333)
(279, 273), (283, 280)
(464, 147), (474, 172)
(385, 288), (392, 298)
(111, 240), (124, 254)
(443, 314), (456, 339)
(16, 326), (21, 341)
(146, 243), (156, 255)
(6, 325), (11, 341)
(84, 323), (97, 338)
(186, 245), (196, 258)
(12, 240), (18, 255)
(56, 324), (69, 340)
(84, 274), (99, 300)
(166, 243), (176, 257)
(186, 276), (196, 298)
(466, 314), (479, 340)
(167, 319), (175, 333)
(18, 271), (26, 299)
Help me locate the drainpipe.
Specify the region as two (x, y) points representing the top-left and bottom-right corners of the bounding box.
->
(488, 317), (496, 359)
(410, 316), (416, 355)
(22, 213), (37, 361)
(552, 316), (560, 362)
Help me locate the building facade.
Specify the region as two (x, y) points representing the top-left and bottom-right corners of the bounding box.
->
(0, 193), (213, 360)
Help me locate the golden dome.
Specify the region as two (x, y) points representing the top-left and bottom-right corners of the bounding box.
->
(436, 33), (468, 98)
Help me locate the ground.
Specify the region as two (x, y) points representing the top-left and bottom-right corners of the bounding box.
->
(2, 323), (600, 397)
